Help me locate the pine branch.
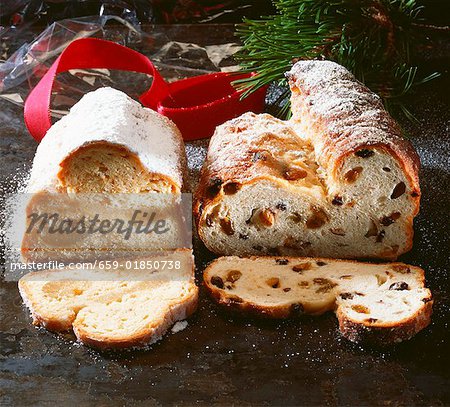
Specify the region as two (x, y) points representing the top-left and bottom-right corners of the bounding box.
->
(234, 0), (441, 120)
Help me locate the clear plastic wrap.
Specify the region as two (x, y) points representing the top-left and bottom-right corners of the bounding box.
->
(0, 15), (240, 119)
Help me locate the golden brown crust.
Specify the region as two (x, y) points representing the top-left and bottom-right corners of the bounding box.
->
(204, 280), (308, 319)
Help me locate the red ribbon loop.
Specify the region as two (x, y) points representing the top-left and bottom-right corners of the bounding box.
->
(24, 38), (266, 142)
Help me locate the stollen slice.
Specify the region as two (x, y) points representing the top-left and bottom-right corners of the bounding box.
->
(203, 256), (432, 345)
(19, 250), (198, 350)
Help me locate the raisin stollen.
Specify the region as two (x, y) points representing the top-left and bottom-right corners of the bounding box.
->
(194, 61), (420, 260)
(203, 256), (433, 345)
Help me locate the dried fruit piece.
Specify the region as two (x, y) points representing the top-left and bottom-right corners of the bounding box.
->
(206, 177), (223, 198)
(330, 228), (346, 236)
(292, 262), (312, 272)
(314, 278), (330, 285)
(376, 274), (387, 286)
(223, 182), (241, 195)
(306, 207), (329, 229)
(344, 167), (363, 183)
(227, 270), (242, 283)
(391, 182), (406, 199)
(220, 218), (234, 236)
(332, 196), (344, 206)
(340, 292), (354, 300)
(289, 212), (303, 223)
(276, 202), (287, 211)
(339, 275), (352, 280)
(380, 212), (401, 226)
(283, 288), (291, 292)
(365, 220), (379, 238)
(365, 318), (378, 323)
(391, 265), (411, 274)
(299, 281), (309, 288)
(314, 278), (338, 294)
(266, 277), (280, 288)
(382, 167), (391, 172)
(352, 305), (370, 314)
(316, 261), (327, 267)
(259, 209), (275, 227)
(389, 282), (409, 291)
(355, 149), (374, 158)
(283, 167), (307, 181)
(211, 276), (224, 289)
(239, 233), (249, 240)
(276, 259), (289, 265)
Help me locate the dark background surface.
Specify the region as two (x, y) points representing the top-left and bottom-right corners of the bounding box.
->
(1, 2), (450, 406)
(1, 0), (450, 26)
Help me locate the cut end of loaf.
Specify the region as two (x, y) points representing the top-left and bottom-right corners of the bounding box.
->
(26, 87), (185, 194)
(18, 250), (198, 350)
(203, 256), (432, 345)
(57, 142), (178, 194)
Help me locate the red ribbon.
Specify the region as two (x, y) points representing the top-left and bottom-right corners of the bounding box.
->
(24, 38), (266, 142)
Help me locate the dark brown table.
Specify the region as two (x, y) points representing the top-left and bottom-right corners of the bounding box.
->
(1, 24), (449, 406)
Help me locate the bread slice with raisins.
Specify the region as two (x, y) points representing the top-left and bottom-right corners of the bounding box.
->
(194, 61), (420, 260)
(19, 250), (198, 350)
(203, 256), (432, 345)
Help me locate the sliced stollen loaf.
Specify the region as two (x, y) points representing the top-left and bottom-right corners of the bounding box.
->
(203, 256), (432, 345)
(27, 87), (185, 194)
(20, 88), (189, 262)
(19, 250), (198, 350)
(194, 61), (420, 260)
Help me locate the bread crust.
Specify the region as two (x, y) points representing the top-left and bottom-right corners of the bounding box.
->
(203, 256), (433, 345)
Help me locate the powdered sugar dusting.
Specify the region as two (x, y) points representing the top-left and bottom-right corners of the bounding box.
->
(171, 320), (188, 333)
(27, 87), (184, 192)
(286, 60), (419, 180)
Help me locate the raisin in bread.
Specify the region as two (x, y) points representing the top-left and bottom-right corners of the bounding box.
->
(21, 88), (188, 262)
(194, 61), (420, 260)
(19, 250), (198, 350)
(204, 256), (432, 345)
